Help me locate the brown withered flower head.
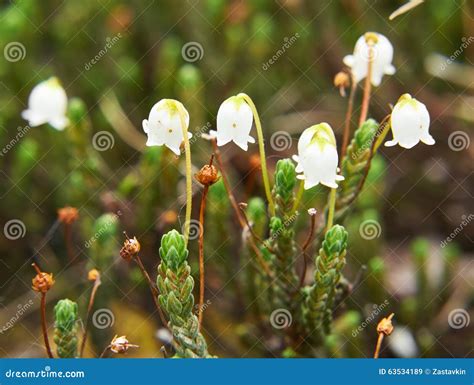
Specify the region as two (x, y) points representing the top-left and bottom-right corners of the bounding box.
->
(377, 313), (395, 336)
(31, 263), (55, 293)
(110, 335), (139, 354)
(120, 235), (141, 262)
(195, 164), (219, 187)
(57, 206), (79, 225)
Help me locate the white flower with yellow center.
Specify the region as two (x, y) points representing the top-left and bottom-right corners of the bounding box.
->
(21, 77), (69, 130)
(293, 123), (344, 190)
(211, 95), (255, 151)
(343, 32), (396, 86)
(142, 99), (191, 155)
(385, 93), (435, 149)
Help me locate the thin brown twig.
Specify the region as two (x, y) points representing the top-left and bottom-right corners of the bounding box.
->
(198, 184), (209, 329)
(134, 254), (169, 328)
(32, 263), (54, 359)
(99, 345), (110, 358)
(211, 139), (274, 278)
(298, 211), (317, 289)
(341, 78), (357, 161)
(346, 115), (391, 207)
(373, 333), (385, 359)
(80, 275), (102, 358)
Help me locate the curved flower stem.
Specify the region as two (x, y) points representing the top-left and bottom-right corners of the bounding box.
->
(358, 45), (375, 127)
(178, 106), (192, 246)
(298, 212), (316, 289)
(238, 93), (275, 216)
(341, 78), (357, 161)
(326, 188), (337, 232)
(198, 184), (209, 329)
(134, 255), (169, 329)
(40, 293), (54, 358)
(80, 276), (101, 357)
(291, 180), (305, 214)
(373, 333), (384, 359)
(99, 345), (110, 358)
(32, 263), (54, 358)
(347, 115), (391, 207)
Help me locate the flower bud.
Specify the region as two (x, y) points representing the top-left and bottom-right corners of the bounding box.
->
(334, 71), (351, 96)
(32, 264), (55, 293)
(120, 236), (141, 261)
(110, 335), (139, 354)
(377, 313), (395, 336)
(57, 206), (79, 225)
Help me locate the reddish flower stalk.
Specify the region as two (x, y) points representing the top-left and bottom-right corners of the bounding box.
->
(340, 77), (357, 161)
(211, 139), (274, 278)
(31, 263), (54, 358)
(358, 42), (375, 127)
(374, 313), (395, 359)
(57, 207), (79, 263)
(298, 209), (317, 289)
(195, 155), (219, 329)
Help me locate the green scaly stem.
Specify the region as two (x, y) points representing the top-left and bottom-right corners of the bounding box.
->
(54, 299), (79, 358)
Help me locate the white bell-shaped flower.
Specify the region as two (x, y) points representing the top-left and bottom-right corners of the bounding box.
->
(211, 95), (255, 151)
(293, 123), (344, 190)
(385, 93), (435, 149)
(142, 99), (192, 156)
(343, 32), (396, 86)
(21, 77), (69, 130)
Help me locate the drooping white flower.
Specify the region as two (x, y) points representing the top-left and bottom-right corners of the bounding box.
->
(343, 32), (396, 86)
(210, 95), (255, 151)
(293, 123), (344, 190)
(142, 99), (192, 156)
(385, 93), (435, 149)
(21, 77), (69, 130)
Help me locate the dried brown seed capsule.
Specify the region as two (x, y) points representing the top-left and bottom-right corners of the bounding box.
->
(377, 313), (395, 336)
(120, 236), (141, 261)
(57, 206), (79, 225)
(32, 264), (55, 293)
(195, 164), (219, 186)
